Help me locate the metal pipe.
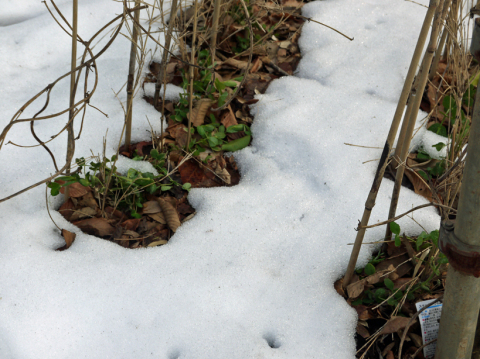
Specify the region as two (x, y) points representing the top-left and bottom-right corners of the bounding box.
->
(435, 18), (480, 358)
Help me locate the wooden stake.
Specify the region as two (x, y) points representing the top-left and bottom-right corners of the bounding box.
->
(342, 0), (440, 288)
(125, 0), (141, 147)
(66, 0), (78, 200)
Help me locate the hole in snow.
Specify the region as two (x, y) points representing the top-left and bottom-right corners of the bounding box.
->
(168, 349), (181, 359)
(263, 332), (282, 349)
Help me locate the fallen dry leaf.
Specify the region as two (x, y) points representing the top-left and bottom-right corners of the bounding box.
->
(148, 239), (169, 247)
(282, 0), (305, 8)
(409, 332), (423, 347)
(73, 217), (115, 238)
(178, 159), (221, 188)
(380, 316), (414, 335)
(104, 206), (124, 219)
(212, 157), (231, 184)
(356, 322), (370, 339)
(156, 197), (181, 232)
(59, 181), (91, 198)
(56, 229), (76, 251)
(148, 212), (167, 224)
(59, 198), (75, 221)
(214, 166), (231, 184)
(142, 200), (162, 214)
(187, 98), (214, 127)
(222, 58), (248, 70)
(355, 305), (373, 321)
(334, 278), (346, 297)
(250, 57), (263, 73)
(77, 192), (98, 210)
(174, 125), (188, 148)
(347, 279), (365, 299)
(121, 218), (141, 231)
(404, 168), (434, 202)
(394, 277), (413, 291)
(122, 230), (140, 238)
(220, 109), (238, 129)
(70, 207), (97, 221)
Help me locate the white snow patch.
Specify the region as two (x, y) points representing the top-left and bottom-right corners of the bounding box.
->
(0, 0), (445, 358)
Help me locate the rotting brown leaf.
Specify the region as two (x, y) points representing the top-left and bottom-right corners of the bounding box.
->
(187, 98), (214, 127)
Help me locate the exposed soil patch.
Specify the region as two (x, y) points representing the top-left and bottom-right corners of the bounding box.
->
(54, 0), (307, 250)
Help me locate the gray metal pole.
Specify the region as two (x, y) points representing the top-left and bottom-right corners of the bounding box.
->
(435, 18), (480, 359)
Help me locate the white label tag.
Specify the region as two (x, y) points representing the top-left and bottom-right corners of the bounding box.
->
(415, 299), (443, 359)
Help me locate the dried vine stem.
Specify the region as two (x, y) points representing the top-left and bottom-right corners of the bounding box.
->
(0, 8), (145, 152)
(124, 7), (208, 71)
(0, 8), (147, 204)
(264, 7), (354, 41)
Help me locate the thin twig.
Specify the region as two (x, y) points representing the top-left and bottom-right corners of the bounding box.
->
(410, 338), (437, 358)
(358, 202), (456, 230)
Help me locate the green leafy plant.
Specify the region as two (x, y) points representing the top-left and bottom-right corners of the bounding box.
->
(351, 222), (447, 309)
(48, 150), (190, 218)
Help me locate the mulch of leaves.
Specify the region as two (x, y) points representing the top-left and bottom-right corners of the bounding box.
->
(55, 0), (307, 251)
(336, 237), (447, 359)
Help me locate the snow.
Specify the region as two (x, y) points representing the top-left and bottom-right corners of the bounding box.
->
(0, 0), (443, 358)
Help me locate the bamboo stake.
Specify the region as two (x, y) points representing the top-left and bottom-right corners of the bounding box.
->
(186, 0), (199, 150)
(429, 3), (451, 82)
(65, 0), (78, 200)
(153, 0), (178, 109)
(125, 0), (141, 147)
(442, 0), (459, 61)
(384, 0), (450, 242)
(210, 0), (222, 63)
(342, 0), (440, 289)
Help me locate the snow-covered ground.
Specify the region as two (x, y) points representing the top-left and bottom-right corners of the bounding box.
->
(0, 0), (443, 358)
